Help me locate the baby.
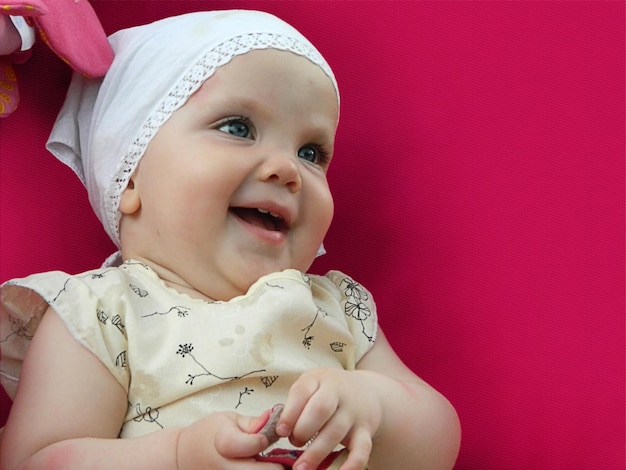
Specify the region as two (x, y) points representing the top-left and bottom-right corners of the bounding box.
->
(0, 10), (460, 470)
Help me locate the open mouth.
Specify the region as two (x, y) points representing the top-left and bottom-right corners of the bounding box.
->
(230, 207), (289, 233)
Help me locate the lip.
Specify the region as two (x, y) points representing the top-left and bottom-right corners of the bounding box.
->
(229, 201), (294, 244)
(254, 201), (294, 228)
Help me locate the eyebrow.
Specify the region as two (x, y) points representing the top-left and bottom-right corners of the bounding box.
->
(189, 84), (337, 137)
(205, 94), (334, 127)
(189, 85), (265, 113)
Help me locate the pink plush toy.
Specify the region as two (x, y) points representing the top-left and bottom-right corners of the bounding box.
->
(0, 0), (113, 117)
(253, 405), (350, 469)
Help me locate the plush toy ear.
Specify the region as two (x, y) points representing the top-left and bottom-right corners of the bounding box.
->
(0, 2), (46, 117)
(33, 0), (113, 77)
(0, 0), (113, 77)
(0, 0), (48, 17)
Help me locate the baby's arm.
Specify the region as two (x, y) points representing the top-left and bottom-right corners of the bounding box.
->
(277, 329), (461, 470)
(0, 308), (279, 470)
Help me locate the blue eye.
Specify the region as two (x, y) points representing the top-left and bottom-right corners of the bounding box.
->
(218, 118), (252, 138)
(298, 145), (330, 166)
(298, 146), (317, 162)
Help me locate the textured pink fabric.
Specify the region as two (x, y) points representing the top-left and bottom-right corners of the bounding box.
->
(0, 0), (112, 76)
(0, 0), (112, 116)
(34, 0), (113, 77)
(1, 2), (623, 469)
(0, 0), (45, 117)
(0, 0), (47, 17)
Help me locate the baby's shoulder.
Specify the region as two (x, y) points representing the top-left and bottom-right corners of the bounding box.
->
(309, 270), (374, 300)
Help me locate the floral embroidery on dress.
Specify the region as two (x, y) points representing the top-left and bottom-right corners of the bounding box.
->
(176, 343), (266, 386)
(330, 342), (346, 353)
(341, 277), (374, 342)
(261, 375), (279, 388)
(133, 402), (163, 429)
(301, 307), (327, 349)
(0, 315), (39, 343)
(235, 386), (255, 409)
(130, 284), (149, 298)
(142, 306), (190, 318)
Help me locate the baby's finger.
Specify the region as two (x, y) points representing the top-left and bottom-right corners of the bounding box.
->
(214, 415), (271, 458)
(287, 386), (344, 448)
(339, 427), (372, 470)
(277, 374), (322, 437)
(294, 413), (351, 469)
(290, 396), (341, 448)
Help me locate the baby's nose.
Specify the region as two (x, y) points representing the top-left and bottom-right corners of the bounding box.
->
(257, 153), (302, 192)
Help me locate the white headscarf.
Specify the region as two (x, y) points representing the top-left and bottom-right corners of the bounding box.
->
(46, 10), (339, 261)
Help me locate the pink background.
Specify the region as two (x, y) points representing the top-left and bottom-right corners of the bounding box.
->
(1, 1), (623, 468)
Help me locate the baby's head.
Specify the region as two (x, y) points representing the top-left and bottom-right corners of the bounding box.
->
(47, 10), (339, 300)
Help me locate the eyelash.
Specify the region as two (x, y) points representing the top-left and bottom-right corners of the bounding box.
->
(216, 116), (331, 167)
(304, 144), (331, 167)
(216, 115), (253, 137)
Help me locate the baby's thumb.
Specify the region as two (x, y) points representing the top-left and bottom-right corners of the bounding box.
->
(214, 413), (271, 458)
(238, 411), (269, 434)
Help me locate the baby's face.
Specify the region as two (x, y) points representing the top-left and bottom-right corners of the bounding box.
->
(120, 49), (338, 301)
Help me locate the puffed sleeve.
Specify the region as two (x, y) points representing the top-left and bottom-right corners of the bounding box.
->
(0, 282), (47, 399)
(315, 270), (378, 363)
(0, 269), (131, 399)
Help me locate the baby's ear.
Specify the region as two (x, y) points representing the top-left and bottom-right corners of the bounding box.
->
(119, 177), (141, 215)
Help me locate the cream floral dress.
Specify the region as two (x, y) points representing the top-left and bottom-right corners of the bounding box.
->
(0, 261), (377, 448)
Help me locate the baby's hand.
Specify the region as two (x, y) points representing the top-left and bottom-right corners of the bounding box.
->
(277, 368), (384, 470)
(176, 410), (283, 469)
